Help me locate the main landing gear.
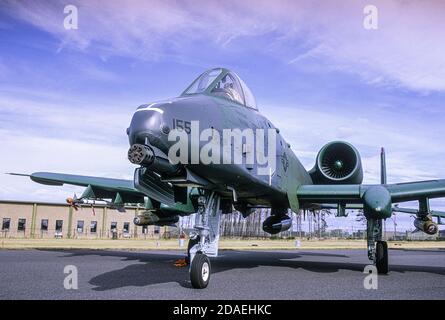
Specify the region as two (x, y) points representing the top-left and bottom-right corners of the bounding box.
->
(366, 218), (388, 274)
(188, 191), (222, 289)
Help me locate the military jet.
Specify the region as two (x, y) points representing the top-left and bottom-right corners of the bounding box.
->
(12, 68), (445, 288)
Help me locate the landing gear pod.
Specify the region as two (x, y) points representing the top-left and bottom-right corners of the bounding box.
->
(262, 214), (292, 234)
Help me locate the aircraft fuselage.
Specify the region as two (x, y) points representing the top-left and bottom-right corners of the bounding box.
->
(127, 94), (312, 210)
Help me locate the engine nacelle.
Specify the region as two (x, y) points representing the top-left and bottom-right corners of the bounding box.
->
(262, 215), (292, 235)
(414, 217), (438, 235)
(134, 211), (179, 226)
(309, 141), (363, 184)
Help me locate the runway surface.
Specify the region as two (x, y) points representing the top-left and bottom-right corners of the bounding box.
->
(0, 248), (444, 299)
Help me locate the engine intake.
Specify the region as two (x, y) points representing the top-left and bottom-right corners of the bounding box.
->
(309, 141), (363, 184)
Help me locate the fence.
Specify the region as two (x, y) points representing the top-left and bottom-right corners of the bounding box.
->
(2, 213), (443, 241)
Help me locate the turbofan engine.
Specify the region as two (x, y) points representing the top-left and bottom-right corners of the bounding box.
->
(309, 141), (363, 184)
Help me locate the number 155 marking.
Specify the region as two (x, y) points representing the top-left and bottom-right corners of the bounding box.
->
(173, 119), (191, 134)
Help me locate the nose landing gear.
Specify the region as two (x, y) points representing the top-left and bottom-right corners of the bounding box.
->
(187, 191), (221, 289)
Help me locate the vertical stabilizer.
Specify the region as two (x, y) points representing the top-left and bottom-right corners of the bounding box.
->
(380, 147), (387, 184)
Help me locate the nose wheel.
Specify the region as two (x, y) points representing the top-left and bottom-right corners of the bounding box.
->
(375, 240), (388, 274)
(190, 253), (211, 289)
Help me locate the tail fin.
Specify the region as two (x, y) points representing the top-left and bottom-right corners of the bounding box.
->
(380, 147), (387, 184)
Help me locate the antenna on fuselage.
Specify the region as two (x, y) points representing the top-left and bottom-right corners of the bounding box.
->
(380, 147), (387, 185)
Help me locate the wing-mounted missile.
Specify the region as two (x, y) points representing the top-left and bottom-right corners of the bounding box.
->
(134, 210), (179, 226)
(67, 185), (128, 213)
(66, 194), (83, 211)
(309, 141), (363, 185)
(403, 213), (439, 236)
(134, 198), (176, 226)
(392, 198), (442, 235)
(134, 189), (197, 226)
(413, 216), (438, 235)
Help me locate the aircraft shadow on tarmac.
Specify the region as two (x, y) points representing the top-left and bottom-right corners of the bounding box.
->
(391, 248), (445, 253)
(38, 249), (445, 290)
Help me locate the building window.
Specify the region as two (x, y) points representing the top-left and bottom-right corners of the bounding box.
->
(2, 218), (11, 231)
(142, 225), (148, 234)
(154, 225), (160, 234)
(123, 222), (130, 233)
(90, 221), (97, 233)
(55, 220), (63, 232)
(110, 222), (117, 231)
(18, 218), (26, 231)
(77, 220), (84, 233)
(41, 219), (48, 231)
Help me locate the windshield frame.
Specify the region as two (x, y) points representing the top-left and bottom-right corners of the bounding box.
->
(181, 68), (224, 96)
(181, 68), (258, 110)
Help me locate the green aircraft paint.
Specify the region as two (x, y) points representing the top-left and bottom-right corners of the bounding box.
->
(10, 67), (445, 283)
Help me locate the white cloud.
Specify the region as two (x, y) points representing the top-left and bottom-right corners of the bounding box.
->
(2, 0), (445, 232)
(0, 91), (136, 203)
(0, 90), (132, 144)
(294, 0), (445, 92)
(261, 103), (445, 184)
(4, 0), (445, 92)
(0, 128), (136, 202)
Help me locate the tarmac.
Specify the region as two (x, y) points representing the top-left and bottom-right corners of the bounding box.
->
(0, 248), (444, 299)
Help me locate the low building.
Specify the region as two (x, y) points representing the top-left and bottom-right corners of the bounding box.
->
(0, 200), (171, 239)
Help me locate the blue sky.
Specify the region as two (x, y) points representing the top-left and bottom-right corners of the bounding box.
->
(1, 0), (445, 231)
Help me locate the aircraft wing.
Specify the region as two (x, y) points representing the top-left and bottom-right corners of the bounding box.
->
(9, 172), (145, 204)
(297, 179), (445, 216)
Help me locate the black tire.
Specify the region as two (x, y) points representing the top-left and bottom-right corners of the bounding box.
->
(185, 236), (200, 264)
(190, 253), (211, 289)
(375, 240), (388, 274)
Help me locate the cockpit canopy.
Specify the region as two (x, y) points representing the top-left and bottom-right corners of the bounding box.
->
(182, 68), (257, 110)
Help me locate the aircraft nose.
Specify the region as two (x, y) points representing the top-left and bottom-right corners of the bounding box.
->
(128, 107), (170, 150)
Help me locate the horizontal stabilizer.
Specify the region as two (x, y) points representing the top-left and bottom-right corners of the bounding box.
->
(392, 206), (445, 218)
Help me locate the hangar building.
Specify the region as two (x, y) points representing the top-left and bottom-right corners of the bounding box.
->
(0, 200), (169, 239)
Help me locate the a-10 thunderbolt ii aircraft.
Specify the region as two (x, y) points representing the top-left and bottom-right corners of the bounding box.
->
(12, 68), (445, 288)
